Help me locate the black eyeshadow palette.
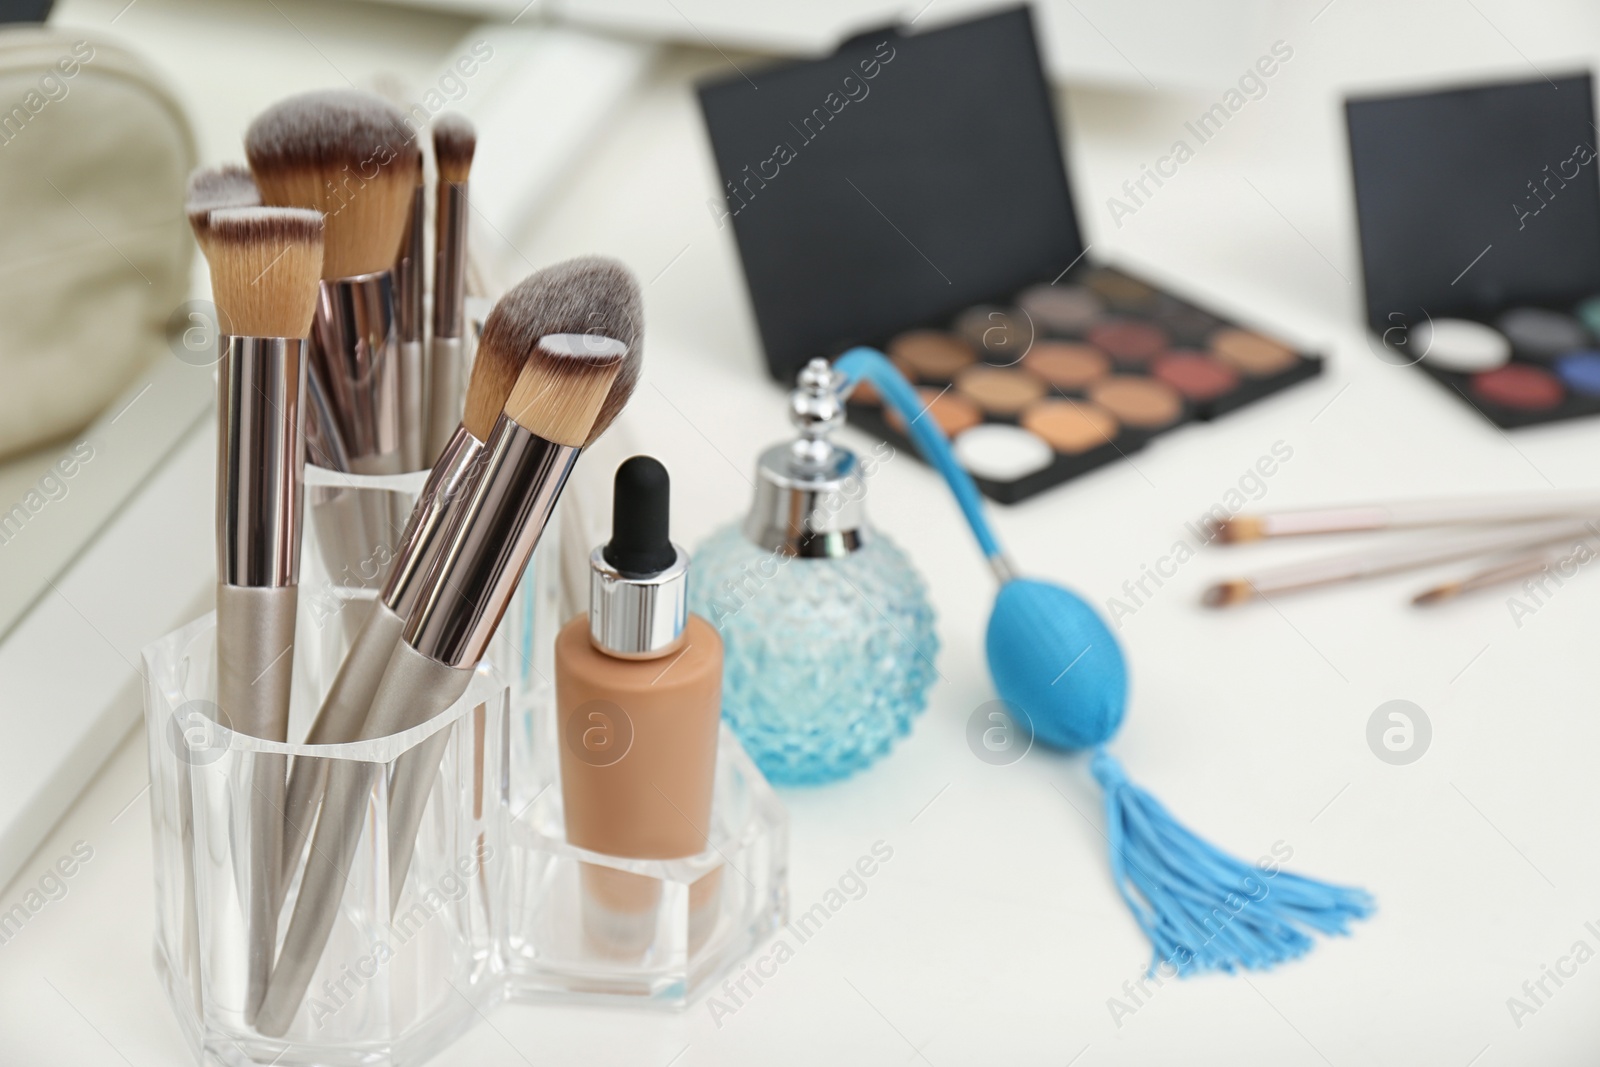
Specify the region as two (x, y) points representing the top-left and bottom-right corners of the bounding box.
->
(842, 263), (1321, 504)
(1347, 73), (1600, 429)
(698, 6), (1322, 504)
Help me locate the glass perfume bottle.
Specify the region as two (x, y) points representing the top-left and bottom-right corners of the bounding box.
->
(688, 359), (938, 785)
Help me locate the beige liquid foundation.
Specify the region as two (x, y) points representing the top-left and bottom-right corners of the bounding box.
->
(555, 456), (723, 956)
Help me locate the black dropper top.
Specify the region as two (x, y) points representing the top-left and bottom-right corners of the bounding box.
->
(603, 455), (676, 578)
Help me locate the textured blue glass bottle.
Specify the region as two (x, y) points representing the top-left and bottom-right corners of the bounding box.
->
(688, 361), (938, 785)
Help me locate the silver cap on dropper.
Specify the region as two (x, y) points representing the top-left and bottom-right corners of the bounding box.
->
(743, 358), (871, 559)
(589, 456), (689, 659)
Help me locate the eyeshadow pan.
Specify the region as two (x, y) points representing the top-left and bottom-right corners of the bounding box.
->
(955, 365), (1047, 415)
(885, 386), (985, 437)
(1021, 398), (1119, 454)
(1576, 296), (1600, 339)
(1022, 341), (1110, 390)
(953, 424), (1055, 481)
(1495, 307), (1589, 362)
(1087, 320), (1168, 365)
(1152, 296), (1224, 345)
(1555, 351), (1600, 396)
(954, 305), (1030, 360)
(1084, 269), (1157, 310)
(1153, 350), (1239, 401)
(1211, 329), (1296, 376)
(889, 329), (978, 380)
(1088, 376), (1183, 430)
(1016, 284), (1103, 334)
(1408, 317), (1510, 373)
(1471, 363), (1564, 410)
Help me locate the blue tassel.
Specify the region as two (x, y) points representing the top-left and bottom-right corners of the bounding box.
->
(832, 348), (1376, 977)
(1092, 750), (1374, 977)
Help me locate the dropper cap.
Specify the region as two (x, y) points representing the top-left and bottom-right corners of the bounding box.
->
(589, 456), (689, 659)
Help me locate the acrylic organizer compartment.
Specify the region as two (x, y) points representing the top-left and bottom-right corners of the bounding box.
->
(502, 696), (789, 1006)
(143, 610), (509, 1067)
(299, 462), (554, 712)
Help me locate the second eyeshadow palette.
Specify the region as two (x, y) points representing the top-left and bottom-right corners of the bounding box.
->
(1391, 303), (1600, 429)
(844, 265), (1322, 505)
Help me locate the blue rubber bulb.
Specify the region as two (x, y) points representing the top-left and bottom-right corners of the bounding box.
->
(985, 578), (1127, 750)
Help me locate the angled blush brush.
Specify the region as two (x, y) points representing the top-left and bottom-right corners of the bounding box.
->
(425, 113), (476, 462)
(203, 206), (324, 1024)
(275, 296), (525, 906)
(257, 258), (642, 1036)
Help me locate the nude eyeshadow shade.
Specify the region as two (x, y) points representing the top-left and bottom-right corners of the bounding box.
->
(955, 305), (1029, 360)
(955, 365), (1047, 415)
(1084, 269), (1157, 310)
(1211, 328), (1297, 376)
(1022, 341), (1110, 390)
(1021, 398), (1119, 454)
(886, 386), (984, 436)
(1471, 363), (1565, 410)
(1153, 350), (1239, 401)
(1087, 320), (1168, 365)
(1017, 284), (1103, 334)
(1495, 307), (1589, 362)
(953, 424), (1055, 480)
(889, 329), (978, 380)
(1088, 376), (1183, 430)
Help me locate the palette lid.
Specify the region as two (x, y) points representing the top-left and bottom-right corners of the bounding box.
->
(1346, 73), (1600, 332)
(697, 6), (1085, 382)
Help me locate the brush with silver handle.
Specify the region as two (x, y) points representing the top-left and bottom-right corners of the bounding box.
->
(201, 206), (325, 1025)
(276, 261), (533, 904)
(425, 114), (476, 463)
(395, 152), (427, 472)
(257, 258), (642, 1036)
(248, 90), (421, 599)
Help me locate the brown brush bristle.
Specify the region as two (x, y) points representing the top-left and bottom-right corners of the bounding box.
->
(186, 164), (261, 251)
(1213, 515), (1264, 543)
(504, 335), (626, 448)
(1200, 580), (1255, 608)
(461, 325), (528, 441)
(204, 208), (325, 338)
(1411, 584), (1457, 607)
(432, 113), (476, 184)
(245, 90), (421, 279)
(478, 257), (643, 445)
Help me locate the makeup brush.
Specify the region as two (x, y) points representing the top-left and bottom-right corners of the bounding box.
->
(1213, 494), (1600, 543)
(204, 206), (324, 1024)
(257, 258), (642, 1036)
(184, 164), (261, 257)
(1202, 518), (1597, 607)
(1412, 526), (1599, 605)
(276, 287), (528, 905)
(246, 89), (420, 478)
(425, 113), (477, 463)
(396, 151), (427, 471)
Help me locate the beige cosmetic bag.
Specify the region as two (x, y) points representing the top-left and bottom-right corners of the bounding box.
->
(0, 27), (194, 459)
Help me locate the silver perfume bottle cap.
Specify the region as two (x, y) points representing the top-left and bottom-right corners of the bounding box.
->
(588, 543), (689, 659)
(743, 358), (871, 559)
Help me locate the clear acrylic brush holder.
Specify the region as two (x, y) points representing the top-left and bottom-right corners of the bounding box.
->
(143, 473), (789, 1063)
(503, 692), (789, 1006)
(143, 610), (509, 1067)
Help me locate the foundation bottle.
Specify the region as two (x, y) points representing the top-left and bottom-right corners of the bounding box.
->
(555, 455), (723, 956)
